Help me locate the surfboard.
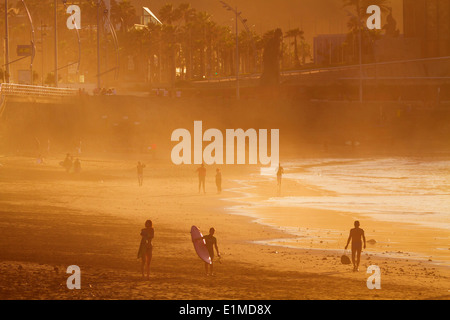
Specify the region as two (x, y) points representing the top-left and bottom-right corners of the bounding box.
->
(190, 226), (212, 265)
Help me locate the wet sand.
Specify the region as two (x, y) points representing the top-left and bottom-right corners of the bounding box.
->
(0, 155), (449, 300)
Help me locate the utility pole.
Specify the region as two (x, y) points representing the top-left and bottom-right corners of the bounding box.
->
(21, 0), (35, 86)
(5, 0), (10, 83)
(235, 6), (239, 100)
(219, 1), (252, 100)
(358, 9), (363, 103)
(54, 0), (58, 87)
(97, 0), (101, 89)
(41, 20), (45, 86)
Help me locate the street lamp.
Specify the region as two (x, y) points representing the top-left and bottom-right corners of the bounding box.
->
(4, 0), (10, 83)
(54, 0), (58, 87)
(346, 9), (364, 103)
(21, 0), (36, 85)
(40, 21), (47, 85)
(97, 0), (101, 89)
(219, 1), (242, 100)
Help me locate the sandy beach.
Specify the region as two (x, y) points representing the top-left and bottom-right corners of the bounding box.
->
(0, 154), (449, 300)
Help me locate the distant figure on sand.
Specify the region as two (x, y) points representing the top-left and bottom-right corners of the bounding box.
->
(138, 220), (154, 279)
(215, 168), (222, 194)
(196, 163), (206, 194)
(277, 164), (284, 193)
(61, 154), (73, 173)
(73, 158), (81, 174)
(137, 162), (146, 186)
(201, 228), (220, 276)
(345, 221), (366, 272)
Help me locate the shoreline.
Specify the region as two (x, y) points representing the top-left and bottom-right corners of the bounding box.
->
(0, 155), (449, 300)
(220, 161), (450, 267)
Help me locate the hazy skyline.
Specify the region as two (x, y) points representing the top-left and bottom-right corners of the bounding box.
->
(131, 0), (403, 43)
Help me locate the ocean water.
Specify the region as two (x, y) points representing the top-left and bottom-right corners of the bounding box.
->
(268, 158), (450, 230)
(227, 158), (450, 264)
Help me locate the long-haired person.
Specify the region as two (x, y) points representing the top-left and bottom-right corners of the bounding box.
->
(138, 220), (154, 279)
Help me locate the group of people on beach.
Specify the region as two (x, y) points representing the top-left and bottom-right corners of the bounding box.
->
(60, 153), (81, 174)
(196, 163), (222, 194)
(138, 220), (220, 279)
(137, 218), (366, 279)
(135, 161), (223, 194)
(133, 160), (365, 278)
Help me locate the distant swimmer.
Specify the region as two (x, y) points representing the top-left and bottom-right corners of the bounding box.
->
(215, 168), (222, 194)
(345, 221), (366, 272)
(138, 220), (154, 279)
(199, 228), (220, 276)
(137, 161), (146, 186)
(196, 163), (206, 194)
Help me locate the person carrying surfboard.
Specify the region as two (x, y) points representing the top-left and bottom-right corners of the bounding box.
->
(195, 227), (220, 276)
(138, 220), (154, 279)
(344, 221), (366, 272)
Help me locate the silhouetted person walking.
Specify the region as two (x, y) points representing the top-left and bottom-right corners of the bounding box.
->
(277, 164), (284, 194)
(62, 153), (73, 173)
(197, 163), (206, 194)
(138, 220), (154, 280)
(345, 221), (366, 272)
(73, 158), (81, 174)
(215, 168), (222, 194)
(202, 228), (220, 276)
(137, 162), (146, 186)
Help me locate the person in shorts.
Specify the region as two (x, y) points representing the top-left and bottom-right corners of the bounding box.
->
(345, 221), (366, 272)
(202, 228), (220, 276)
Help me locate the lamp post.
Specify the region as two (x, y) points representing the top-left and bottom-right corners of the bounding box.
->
(358, 12), (363, 104)
(219, 1), (242, 100)
(235, 6), (239, 100)
(41, 21), (46, 85)
(4, 0), (10, 83)
(54, 0), (58, 87)
(21, 0), (35, 85)
(346, 8), (364, 104)
(97, 0), (101, 89)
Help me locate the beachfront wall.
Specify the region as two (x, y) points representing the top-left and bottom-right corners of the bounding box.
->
(1, 96), (449, 158)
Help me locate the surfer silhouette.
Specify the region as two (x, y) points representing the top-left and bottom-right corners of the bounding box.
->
(138, 220), (154, 279)
(196, 163), (207, 194)
(195, 227), (220, 276)
(345, 221), (366, 272)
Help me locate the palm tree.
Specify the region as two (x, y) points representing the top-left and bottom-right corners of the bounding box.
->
(177, 3), (196, 80)
(159, 4), (181, 25)
(343, 0), (390, 63)
(298, 38), (311, 65)
(111, 0), (137, 32)
(284, 28), (304, 68)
